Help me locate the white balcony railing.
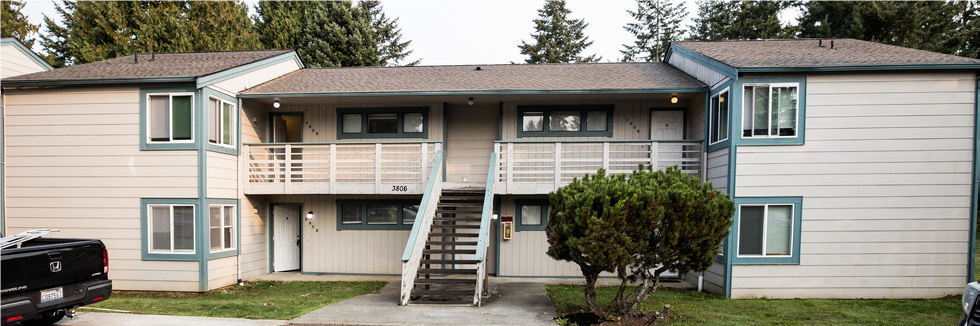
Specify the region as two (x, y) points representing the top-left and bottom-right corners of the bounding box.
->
(494, 140), (704, 194)
(244, 142), (442, 195)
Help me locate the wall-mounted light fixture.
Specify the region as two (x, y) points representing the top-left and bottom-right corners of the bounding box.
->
(670, 96), (679, 104)
(467, 97), (474, 106)
(273, 97), (281, 109)
(306, 211), (314, 221)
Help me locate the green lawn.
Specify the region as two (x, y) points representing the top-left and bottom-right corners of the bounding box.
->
(548, 284), (961, 326)
(87, 281), (385, 320)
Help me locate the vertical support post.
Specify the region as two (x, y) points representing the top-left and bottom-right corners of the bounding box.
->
(602, 142), (610, 171)
(701, 145), (708, 182)
(649, 141), (658, 170)
(329, 144), (337, 193)
(284, 144), (292, 193)
(506, 143), (514, 192)
(375, 143), (383, 192)
(554, 142), (562, 189)
(421, 143), (428, 186)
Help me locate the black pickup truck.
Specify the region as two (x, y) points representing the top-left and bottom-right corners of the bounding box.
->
(1, 230), (112, 326)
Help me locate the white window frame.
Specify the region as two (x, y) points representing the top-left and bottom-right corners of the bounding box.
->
(709, 87), (730, 145)
(208, 96), (237, 148)
(146, 92), (195, 144)
(147, 204), (196, 254)
(209, 204), (237, 253)
(741, 83), (800, 139)
(736, 203), (795, 258)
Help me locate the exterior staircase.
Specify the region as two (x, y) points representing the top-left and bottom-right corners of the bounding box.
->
(410, 188), (486, 304)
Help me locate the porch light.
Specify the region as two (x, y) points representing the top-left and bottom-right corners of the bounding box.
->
(670, 96), (678, 104)
(306, 211), (314, 220)
(273, 100), (281, 109)
(467, 97), (474, 106)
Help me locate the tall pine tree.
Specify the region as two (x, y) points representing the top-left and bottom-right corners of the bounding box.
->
(40, 1), (260, 67)
(1, 0), (39, 48)
(621, 0), (688, 62)
(689, 0), (789, 41)
(298, 1), (377, 67)
(358, 1), (419, 66)
(255, 1), (312, 50)
(518, 0), (599, 63)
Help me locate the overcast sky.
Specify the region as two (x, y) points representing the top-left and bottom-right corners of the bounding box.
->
(19, 1), (798, 66)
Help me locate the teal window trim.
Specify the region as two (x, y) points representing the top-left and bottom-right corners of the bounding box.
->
(140, 198), (200, 261)
(203, 88), (239, 155)
(731, 196), (803, 265)
(734, 76), (807, 146)
(205, 198), (240, 260)
(336, 199), (421, 230)
(516, 105), (614, 138)
(139, 86), (199, 151)
(515, 199), (548, 232)
(336, 107), (429, 139)
(707, 85), (732, 151)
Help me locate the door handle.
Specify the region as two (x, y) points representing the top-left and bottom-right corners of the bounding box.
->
(296, 235), (300, 246)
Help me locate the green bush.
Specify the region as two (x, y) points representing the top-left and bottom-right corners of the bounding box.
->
(546, 166), (733, 317)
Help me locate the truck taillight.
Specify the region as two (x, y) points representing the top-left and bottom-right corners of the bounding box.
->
(102, 247), (108, 274)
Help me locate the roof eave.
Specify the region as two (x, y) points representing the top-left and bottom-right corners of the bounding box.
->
(738, 63), (980, 73)
(238, 88), (709, 99)
(1, 77), (196, 88)
(195, 51), (304, 89)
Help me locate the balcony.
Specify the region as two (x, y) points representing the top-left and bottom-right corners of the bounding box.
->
(244, 142), (442, 195)
(493, 140), (704, 194)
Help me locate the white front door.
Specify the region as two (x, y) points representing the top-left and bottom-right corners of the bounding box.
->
(651, 110), (685, 170)
(272, 205), (301, 272)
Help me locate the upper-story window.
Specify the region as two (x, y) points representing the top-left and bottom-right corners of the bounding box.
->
(148, 93), (194, 143)
(337, 107), (428, 139)
(208, 97), (236, 147)
(517, 105), (613, 137)
(742, 83), (799, 138)
(709, 89), (729, 144)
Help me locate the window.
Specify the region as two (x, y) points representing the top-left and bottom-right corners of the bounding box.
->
(148, 204), (195, 254)
(337, 107), (428, 139)
(148, 93), (193, 143)
(742, 83), (799, 138)
(516, 200), (548, 231)
(209, 205), (236, 252)
(709, 89), (729, 144)
(208, 97), (236, 147)
(737, 204), (793, 257)
(337, 200), (420, 230)
(517, 105), (613, 137)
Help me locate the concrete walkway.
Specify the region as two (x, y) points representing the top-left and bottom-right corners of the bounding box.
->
(288, 281), (557, 326)
(54, 312), (285, 326)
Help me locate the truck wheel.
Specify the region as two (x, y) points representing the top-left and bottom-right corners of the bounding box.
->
(24, 311), (65, 326)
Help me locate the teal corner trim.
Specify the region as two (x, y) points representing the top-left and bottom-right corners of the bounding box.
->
(196, 88), (209, 291)
(139, 86), (199, 151)
(196, 51), (303, 88)
(139, 198), (201, 261)
(1, 38), (53, 71)
(514, 199), (548, 232)
(732, 76), (807, 146)
(969, 76), (980, 283)
(474, 154), (497, 261)
(335, 107), (429, 140)
(515, 105), (614, 138)
(336, 200), (421, 231)
(729, 197), (804, 266)
(238, 88), (709, 99)
(402, 150), (445, 262)
(202, 87), (239, 155)
(667, 44), (738, 79)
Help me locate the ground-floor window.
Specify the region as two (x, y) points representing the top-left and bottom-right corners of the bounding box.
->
(337, 200), (420, 230)
(209, 204), (237, 252)
(516, 199), (548, 231)
(148, 204), (195, 254)
(732, 197), (803, 265)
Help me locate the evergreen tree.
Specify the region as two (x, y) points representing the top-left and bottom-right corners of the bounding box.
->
(950, 0), (980, 58)
(688, 0), (738, 41)
(689, 0), (789, 41)
(39, 1), (260, 67)
(518, 0), (599, 63)
(621, 0), (688, 62)
(298, 1), (377, 67)
(1, 0), (39, 48)
(255, 0), (312, 50)
(358, 1), (419, 66)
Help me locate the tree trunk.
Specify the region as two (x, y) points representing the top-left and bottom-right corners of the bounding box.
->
(583, 270), (603, 316)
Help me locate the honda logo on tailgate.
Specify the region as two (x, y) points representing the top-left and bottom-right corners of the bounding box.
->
(50, 261), (62, 273)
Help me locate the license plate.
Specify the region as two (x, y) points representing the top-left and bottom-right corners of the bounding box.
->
(40, 287), (63, 303)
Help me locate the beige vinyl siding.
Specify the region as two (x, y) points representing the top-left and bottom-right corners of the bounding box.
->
(730, 71), (976, 299)
(207, 256), (239, 290)
(239, 108), (271, 279)
(445, 103), (498, 184)
(666, 53), (728, 88)
(3, 87), (200, 291)
(0, 44), (49, 78)
(706, 149), (728, 193)
(208, 59), (301, 96)
(685, 96), (706, 140)
(207, 151), (237, 198)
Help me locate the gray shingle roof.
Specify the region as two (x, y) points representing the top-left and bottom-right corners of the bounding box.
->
(673, 39), (980, 70)
(240, 62), (705, 96)
(4, 49), (294, 84)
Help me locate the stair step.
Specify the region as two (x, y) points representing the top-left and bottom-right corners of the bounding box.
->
(418, 268), (478, 275)
(413, 290), (474, 296)
(431, 224), (481, 229)
(429, 232), (479, 237)
(442, 188), (485, 193)
(415, 278), (477, 285)
(434, 217), (482, 222)
(409, 300), (473, 305)
(420, 259), (480, 265)
(440, 196), (484, 201)
(438, 202), (484, 208)
(426, 241), (478, 246)
(423, 249), (477, 254)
